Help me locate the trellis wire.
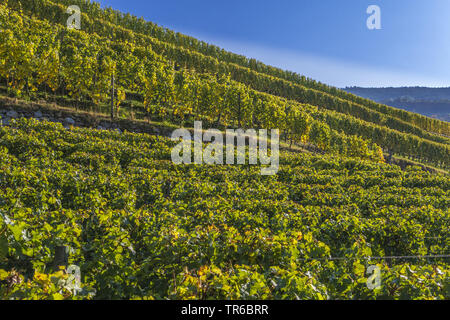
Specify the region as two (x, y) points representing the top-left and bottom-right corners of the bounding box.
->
(298, 254), (450, 262)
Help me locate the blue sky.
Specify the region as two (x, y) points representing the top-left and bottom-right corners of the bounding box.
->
(96, 0), (450, 88)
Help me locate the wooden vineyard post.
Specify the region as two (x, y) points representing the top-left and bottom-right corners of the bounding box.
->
(111, 74), (115, 121)
(52, 245), (69, 271)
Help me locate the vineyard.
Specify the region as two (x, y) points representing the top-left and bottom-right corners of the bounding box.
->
(1, 1), (449, 168)
(0, 0), (449, 300)
(0, 118), (449, 299)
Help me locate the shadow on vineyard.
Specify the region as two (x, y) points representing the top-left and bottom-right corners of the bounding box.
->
(0, 0), (448, 302)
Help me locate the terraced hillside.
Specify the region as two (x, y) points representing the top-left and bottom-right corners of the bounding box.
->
(2, 0), (449, 170)
(0, 0), (449, 300)
(16, 0), (450, 136)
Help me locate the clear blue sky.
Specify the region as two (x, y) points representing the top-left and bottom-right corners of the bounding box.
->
(96, 0), (450, 88)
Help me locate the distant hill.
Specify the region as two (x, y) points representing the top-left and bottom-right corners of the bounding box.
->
(344, 87), (450, 122)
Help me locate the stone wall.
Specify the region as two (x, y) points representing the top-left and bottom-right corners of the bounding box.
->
(0, 99), (172, 137)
